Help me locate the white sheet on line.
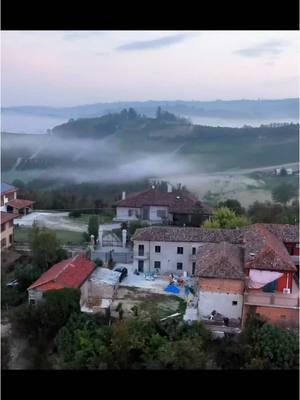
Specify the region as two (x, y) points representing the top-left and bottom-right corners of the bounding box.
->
(248, 269), (283, 289)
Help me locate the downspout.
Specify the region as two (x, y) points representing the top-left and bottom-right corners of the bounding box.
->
(149, 240), (151, 272)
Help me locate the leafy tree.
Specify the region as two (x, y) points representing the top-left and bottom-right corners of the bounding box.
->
(218, 199), (245, 215)
(30, 225), (66, 271)
(14, 264), (41, 292)
(203, 207), (249, 229)
(10, 288), (81, 343)
(94, 258), (103, 267)
(128, 221), (148, 236)
(247, 201), (289, 223)
(272, 183), (297, 205)
(88, 216), (99, 240)
(246, 323), (299, 369)
(12, 179), (25, 189)
(280, 168), (288, 176)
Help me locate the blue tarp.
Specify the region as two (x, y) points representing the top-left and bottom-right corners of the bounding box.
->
(164, 284), (180, 294)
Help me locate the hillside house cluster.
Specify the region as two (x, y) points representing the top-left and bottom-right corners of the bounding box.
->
(132, 223), (299, 328)
(1, 182), (34, 249)
(114, 187), (212, 225)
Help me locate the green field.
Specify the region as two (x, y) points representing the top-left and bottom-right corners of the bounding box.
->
(14, 227), (85, 245)
(68, 214), (113, 225)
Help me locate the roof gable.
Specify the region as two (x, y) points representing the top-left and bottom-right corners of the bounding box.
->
(28, 255), (96, 291)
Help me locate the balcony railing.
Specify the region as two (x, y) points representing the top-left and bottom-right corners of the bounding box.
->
(244, 292), (299, 309)
(133, 251), (149, 259)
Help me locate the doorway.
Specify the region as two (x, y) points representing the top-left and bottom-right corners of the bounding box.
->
(138, 260), (144, 273)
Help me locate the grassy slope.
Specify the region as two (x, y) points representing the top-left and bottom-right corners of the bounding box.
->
(14, 227), (84, 245)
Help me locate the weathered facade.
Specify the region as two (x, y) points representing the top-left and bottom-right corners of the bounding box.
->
(1, 182), (34, 216)
(1, 212), (15, 249)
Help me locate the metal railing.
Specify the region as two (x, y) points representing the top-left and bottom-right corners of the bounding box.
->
(133, 251), (149, 259)
(244, 292), (299, 308)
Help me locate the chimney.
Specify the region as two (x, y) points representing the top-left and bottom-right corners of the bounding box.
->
(167, 183), (172, 193)
(122, 191), (126, 200)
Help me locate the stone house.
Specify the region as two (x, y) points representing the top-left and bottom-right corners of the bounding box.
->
(1, 211), (16, 249)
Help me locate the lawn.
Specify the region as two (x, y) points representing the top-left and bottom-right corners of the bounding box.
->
(14, 226), (85, 245)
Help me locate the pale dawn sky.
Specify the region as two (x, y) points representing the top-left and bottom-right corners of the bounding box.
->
(1, 30), (299, 107)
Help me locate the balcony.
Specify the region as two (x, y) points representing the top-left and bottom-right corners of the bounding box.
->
(244, 291), (299, 309)
(133, 251), (149, 260)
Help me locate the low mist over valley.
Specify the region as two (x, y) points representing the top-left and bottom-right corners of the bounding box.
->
(1, 105), (299, 206)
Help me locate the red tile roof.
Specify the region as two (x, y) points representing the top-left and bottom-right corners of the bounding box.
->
(196, 242), (244, 280)
(244, 224), (296, 272)
(116, 189), (212, 214)
(28, 255), (96, 292)
(1, 211), (16, 224)
(7, 199), (34, 209)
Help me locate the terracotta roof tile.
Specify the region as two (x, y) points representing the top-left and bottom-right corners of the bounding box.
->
(1, 211), (16, 224)
(28, 255), (96, 291)
(132, 226), (244, 243)
(7, 199), (34, 209)
(116, 189), (212, 214)
(196, 242), (244, 280)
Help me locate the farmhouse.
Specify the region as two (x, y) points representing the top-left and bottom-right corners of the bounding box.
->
(114, 187), (212, 225)
(27, 254), (96, 304)
(1, 182), (34, 217)
(131, 223), (299, 328)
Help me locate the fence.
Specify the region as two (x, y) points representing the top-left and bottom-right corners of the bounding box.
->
(92, 249), (133, 264)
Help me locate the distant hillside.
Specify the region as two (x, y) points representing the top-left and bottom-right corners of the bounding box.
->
(3, 98), (299, 120)
(2, 109), (298, 177)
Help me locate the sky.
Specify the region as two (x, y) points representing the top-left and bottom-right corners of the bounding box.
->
(1, 30), (299, 107)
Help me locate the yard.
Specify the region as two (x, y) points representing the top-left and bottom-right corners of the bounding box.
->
(112, 286), (186, 320)
(14, 226), (85, 245)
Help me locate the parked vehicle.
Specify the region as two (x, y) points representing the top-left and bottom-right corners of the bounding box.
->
(114, 266), (128, 282)
(6, 279), (19, 288)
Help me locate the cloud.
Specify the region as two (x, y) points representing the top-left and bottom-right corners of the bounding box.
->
(63, 31), (105, 40)
(235, 40), (289, 58)
(116, 34), (188, 51)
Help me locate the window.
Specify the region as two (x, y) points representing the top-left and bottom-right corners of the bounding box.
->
(192, 247), (196, 255)
(1, 223), (6, 232)
(232, 301), (238, 306)
(192, 262), (196, 275)
(177, 247), (183, 254)
(138, 244), (144, 256)
(29, 299), (36, 305)
(155, 246), (161, 253)
(1, 238), (7, 248)
(9, 234), (13, 244)
(128, 209), (133, 216)
(154, 261), (161, 269)
(177, 262), (183, 270)
(9, 220), (14, 228)
(157, 210), (166, 218)
(286, 246), (293, 255)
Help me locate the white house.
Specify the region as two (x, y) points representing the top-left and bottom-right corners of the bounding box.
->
(114, 188), (212, 225)
(131, 226), (243, 275)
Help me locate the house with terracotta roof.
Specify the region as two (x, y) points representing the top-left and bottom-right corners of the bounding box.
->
(131, 223), (299, 329)
(242, 224), (299, 329)
(1, 211), (16, 249)
(27, 254), (96, 304)
(114, 187), (212, 225)
(1, 182), (34, 217)
(196, 242), (245, 320)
